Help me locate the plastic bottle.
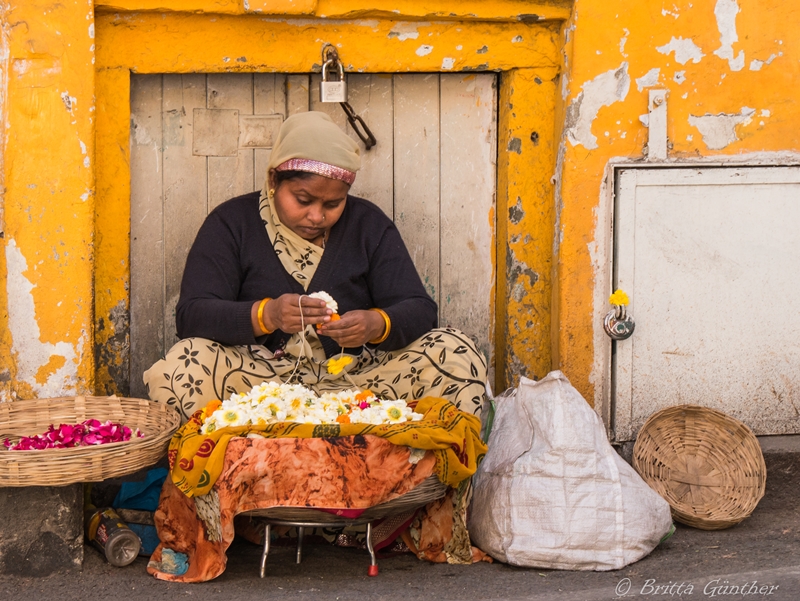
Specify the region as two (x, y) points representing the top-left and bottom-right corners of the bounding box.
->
(85, 507), (142, 567)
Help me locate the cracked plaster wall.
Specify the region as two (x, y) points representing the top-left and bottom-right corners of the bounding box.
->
(557, 0), (799, 406)
(0, 0), (95, 400)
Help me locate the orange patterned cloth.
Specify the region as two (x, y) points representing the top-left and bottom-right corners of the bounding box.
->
(148, 435), (439, 582)
(169, 396), (486, 497)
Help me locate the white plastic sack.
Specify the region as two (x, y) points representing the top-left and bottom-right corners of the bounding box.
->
(469, 371), (672, 570)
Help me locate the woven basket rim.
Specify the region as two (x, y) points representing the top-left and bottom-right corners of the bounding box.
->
(633, 404), (766, 530)
(0, 395), (180, 486)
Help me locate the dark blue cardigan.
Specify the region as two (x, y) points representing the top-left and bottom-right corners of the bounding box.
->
(175, 192), (438, 358)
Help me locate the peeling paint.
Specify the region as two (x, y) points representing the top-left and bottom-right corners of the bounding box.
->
(749, 52), (781, 71)
(688, 106), (755, 150)
(441, 57), (455, 70)
(713, 0), (744, 71)
(635, 68), (660, 92)
(656, 37), (705, 65)
(673, 70), (686, 84)
(508, 197), (524, 224)
(507, 137), (522, 154)
(619, 28), (629, 57)
(415, 44), (433, 56)
(95, 300), (130, 395)
(60, 92), (77, 112)
(6, 239), (82, 397)
(506, 245), (539, 303)
(388, 22), (424, 41)
(565, 63), (630, 150)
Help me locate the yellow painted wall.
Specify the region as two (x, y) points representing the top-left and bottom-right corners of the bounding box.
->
(1, 0), (565, 399)
(3, 0), (795, 407)
(0, 0), (95, 400)
(556, 0), (800, 406)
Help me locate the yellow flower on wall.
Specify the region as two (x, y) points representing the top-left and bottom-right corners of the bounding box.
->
(609, 289), (630, 306)
(327, 355), (353, 375)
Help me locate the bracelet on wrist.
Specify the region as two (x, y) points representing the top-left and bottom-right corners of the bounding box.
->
(257, 298), (273, 334)
(368, 308), (391, 344)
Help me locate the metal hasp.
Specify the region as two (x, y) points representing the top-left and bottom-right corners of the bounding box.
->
(647, 90), (668, 161)
(604, 304), (636, 341)
(318, 45), (377, 150)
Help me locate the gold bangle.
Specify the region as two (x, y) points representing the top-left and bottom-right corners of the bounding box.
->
(257, 298), (273, 334)
(368, 308), (391, 344)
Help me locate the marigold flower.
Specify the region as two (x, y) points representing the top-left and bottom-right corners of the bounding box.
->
(609, 289), (630, 306)
(355, 390), (374, 402)
(203, 399), (222, 417)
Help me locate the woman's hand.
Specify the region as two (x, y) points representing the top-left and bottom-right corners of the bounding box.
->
(317, 309), (386, 347)
(251, 294), (332, 335)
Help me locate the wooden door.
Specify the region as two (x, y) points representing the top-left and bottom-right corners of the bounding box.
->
(129, 73), (497, 397)
(612, 166), (800, 440)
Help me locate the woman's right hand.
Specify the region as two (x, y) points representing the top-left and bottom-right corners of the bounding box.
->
(257, 294), (332, 334)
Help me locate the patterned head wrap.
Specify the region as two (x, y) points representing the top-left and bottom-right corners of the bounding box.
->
(267, 111), (360, 185)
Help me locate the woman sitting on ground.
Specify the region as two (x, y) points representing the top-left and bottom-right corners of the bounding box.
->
(144, 111), (486, 421)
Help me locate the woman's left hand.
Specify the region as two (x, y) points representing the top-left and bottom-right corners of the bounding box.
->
(317, 310), (386, 347)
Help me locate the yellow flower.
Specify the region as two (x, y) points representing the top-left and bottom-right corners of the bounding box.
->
(327, 355), (353, 375)
(609, 289), (629, 306)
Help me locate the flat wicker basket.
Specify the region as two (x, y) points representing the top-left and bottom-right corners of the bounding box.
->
(0, 395), (181, 487)
(632, 404), (766, 530)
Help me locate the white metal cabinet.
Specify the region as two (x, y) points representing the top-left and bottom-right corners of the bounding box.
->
(613, 166), (800, 440)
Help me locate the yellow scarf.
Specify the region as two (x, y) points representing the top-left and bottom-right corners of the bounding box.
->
(258, 188), (325, 291)
(169, 397), (486, 497)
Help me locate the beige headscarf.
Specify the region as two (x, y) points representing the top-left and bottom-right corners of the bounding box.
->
(259, 112), (361, 289)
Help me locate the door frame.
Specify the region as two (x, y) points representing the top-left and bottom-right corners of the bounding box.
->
(595, 153), (800, 441)
(93, 10), (563, 395)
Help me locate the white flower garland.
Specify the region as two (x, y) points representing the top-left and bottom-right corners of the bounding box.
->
(201, 382), (422, 434)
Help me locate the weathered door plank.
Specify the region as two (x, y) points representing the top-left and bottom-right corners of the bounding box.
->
(439, 74), (497, 368)
(254, 73), (288, 187)
(393, 73), (441, 307)
(346, 74), (395, 218)
(130, 74), (165, 398)
(162, 74), (208, 352)
(206, 73), (255, 211)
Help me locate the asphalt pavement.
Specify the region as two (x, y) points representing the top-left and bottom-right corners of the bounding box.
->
(2, 437), (798, 601)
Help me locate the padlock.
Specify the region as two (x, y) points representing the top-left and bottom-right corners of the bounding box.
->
(603, 305), (636, 341)
(320, 59), (347, 103)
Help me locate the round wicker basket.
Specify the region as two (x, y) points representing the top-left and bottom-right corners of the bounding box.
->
(0, 395), (180, 487)
(632, 404), (766, 530)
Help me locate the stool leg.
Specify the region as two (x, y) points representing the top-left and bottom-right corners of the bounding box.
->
(366, 522), (378, 576)
(260, 523), (271, 578)
(296, 526), (304, 564)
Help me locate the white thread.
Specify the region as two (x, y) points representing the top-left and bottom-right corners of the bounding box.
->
(285, 295), (308, 384)
(285, 294), (360, 389)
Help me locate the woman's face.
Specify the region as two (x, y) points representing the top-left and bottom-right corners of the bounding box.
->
(269, 171), (349, 242)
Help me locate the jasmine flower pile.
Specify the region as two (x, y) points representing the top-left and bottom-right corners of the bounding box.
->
(201, 382), (423, 434)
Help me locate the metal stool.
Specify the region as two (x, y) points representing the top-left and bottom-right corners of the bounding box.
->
(259, 518), (378, 577)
